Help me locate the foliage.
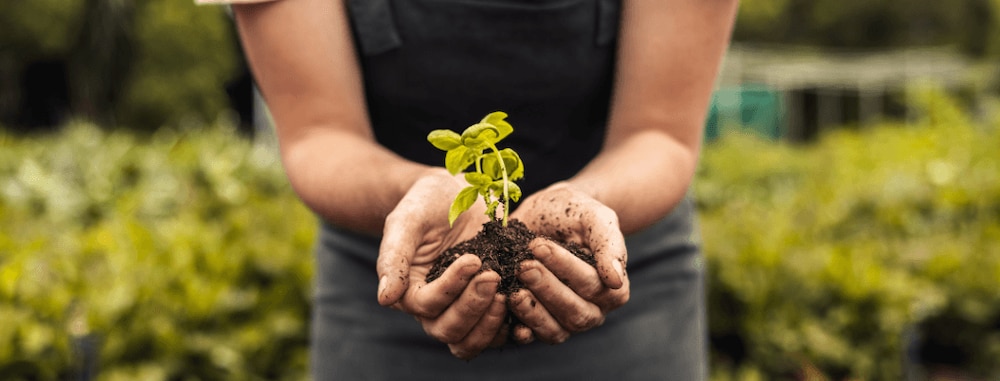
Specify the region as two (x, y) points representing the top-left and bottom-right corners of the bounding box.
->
(0, 0), (84, 58)
(0, 0), (238, 130)
(117, 0), (239, 129)
(699, 89), (1000, 380)
(0, 122), (315, 380)
(427, 111), (524, 227)
(734, 0), (1000, 57)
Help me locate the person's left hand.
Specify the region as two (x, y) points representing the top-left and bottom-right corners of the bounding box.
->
(507, 182), (630, 344)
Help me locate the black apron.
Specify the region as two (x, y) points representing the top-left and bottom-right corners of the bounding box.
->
(311, 0), (707, 379)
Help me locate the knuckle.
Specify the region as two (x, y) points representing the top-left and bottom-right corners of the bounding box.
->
(411, 305), (434, 318)
(449, 344), (479, 360)
(566, 311), (603, 332)
(542, 330), (570, 345)
(598, 289), (630, 312)
(578, 280), (604, 300)
(425, 324), (465, 344)
(383, 208), (407, 227)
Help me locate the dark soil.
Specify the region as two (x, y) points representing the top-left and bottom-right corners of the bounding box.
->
(425, 218), (596, 296)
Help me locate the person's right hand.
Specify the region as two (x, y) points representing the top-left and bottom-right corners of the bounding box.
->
(376, 169), (508, 359)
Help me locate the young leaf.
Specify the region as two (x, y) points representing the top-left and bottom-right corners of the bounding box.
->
(464, 172), (492, 188)
(444, 146), (476, 175)
(461, 123), (500, 149)
(506, 181), (522, 202)
(428, 130), (462, 151)
(485, 199), (499, 220)
(489, 180), (522, 202)
(482, 154), (504, 181)
(482, 148), (524, 181)
(481, 112), (513, 143)
(449, 186), (479, 226)
(498, 148), (524, 181)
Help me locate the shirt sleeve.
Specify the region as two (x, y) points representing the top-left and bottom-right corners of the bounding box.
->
(196, 0), (280, 4)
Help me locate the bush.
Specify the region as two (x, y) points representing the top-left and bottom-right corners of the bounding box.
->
(0, 122), (315, 380)
(700, 90), (1000, 379)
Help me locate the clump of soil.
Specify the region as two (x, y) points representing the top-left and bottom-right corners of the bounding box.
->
(425, 218), (596, 296)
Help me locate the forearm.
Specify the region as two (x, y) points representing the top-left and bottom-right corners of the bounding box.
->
(568, 0), (737, 234)
(281, 128), (439, 235)
(566, 129), (698, 234)
(233, 0), (434, 235)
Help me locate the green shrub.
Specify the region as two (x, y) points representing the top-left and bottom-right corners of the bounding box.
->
(0, 122), (315, 380)
(700, 89), (1000, 380)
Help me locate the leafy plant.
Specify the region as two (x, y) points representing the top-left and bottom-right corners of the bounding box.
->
(427, 111), (524, 227)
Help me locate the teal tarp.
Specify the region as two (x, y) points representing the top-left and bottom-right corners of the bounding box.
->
(705, 84), (783, 142)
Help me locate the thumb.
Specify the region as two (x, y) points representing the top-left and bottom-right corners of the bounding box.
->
(376, 212), (422, 306)
(589, 208), (627, 289)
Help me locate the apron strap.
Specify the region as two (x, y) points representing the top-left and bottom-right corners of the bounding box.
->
(346, 0), (403, 55)
(595, 0), (620, 46)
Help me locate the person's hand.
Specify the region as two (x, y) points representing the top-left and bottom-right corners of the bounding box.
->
(508, 182), (630, 344)
(376, 169), (508, 359)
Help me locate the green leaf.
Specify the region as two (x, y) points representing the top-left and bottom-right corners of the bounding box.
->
(481, 111), (513, 143)
(498, 148), (524, 181)
(488, 180), (521, 203)
(464, 172), (492, 187)
(506, 181), (522, 202)
(485, 200), (499, 220)
(427, 130), (462, 151)
(449, 186), (479, 226)
(444, 146), (475, 175)
(482, 149), (523, 181)
(461, 123), (500, 149)
(482, 154), (503, 180)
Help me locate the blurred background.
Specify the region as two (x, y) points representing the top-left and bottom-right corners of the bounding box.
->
(0, 0), (998, 380)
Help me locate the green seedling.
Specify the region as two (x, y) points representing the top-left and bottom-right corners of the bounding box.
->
(427, 111), (524, 227)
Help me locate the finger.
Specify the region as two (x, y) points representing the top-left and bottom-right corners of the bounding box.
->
(376, 207), (425, 306)
(403, 254), (483, 317)
(583, 205), (627, 289)
(448, 294), (507, 360)
(518, 261), (604, 333)
(509, 289), (571, 344)
(528, 238), (604, 300)
(488, 321), (510, 348)
(421, 271), (501, 344)
(512, 323), (534, 345)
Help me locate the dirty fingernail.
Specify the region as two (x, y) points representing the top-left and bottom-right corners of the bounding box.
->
(520, 268), (541, 284)
(377, 275), (388, 300)
(612, 260), (625, 281)
(477, 281), (497, 296)
(533, 242), (551, 258)
(462, 262), (481, 274)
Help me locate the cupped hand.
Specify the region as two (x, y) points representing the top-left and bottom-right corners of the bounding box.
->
(508, 182), (630, 344)
(376, 169), (507, 359)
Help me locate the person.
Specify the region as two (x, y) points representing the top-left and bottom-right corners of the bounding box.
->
(201, 0), (738, 378)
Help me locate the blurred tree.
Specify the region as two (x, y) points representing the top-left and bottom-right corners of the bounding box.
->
(69, 0), (136, 127)
(0, 0), (84, 127)
(0, 0), (238, 132)
(116, 0), (239, 130)
(734, 0), (999, 58)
